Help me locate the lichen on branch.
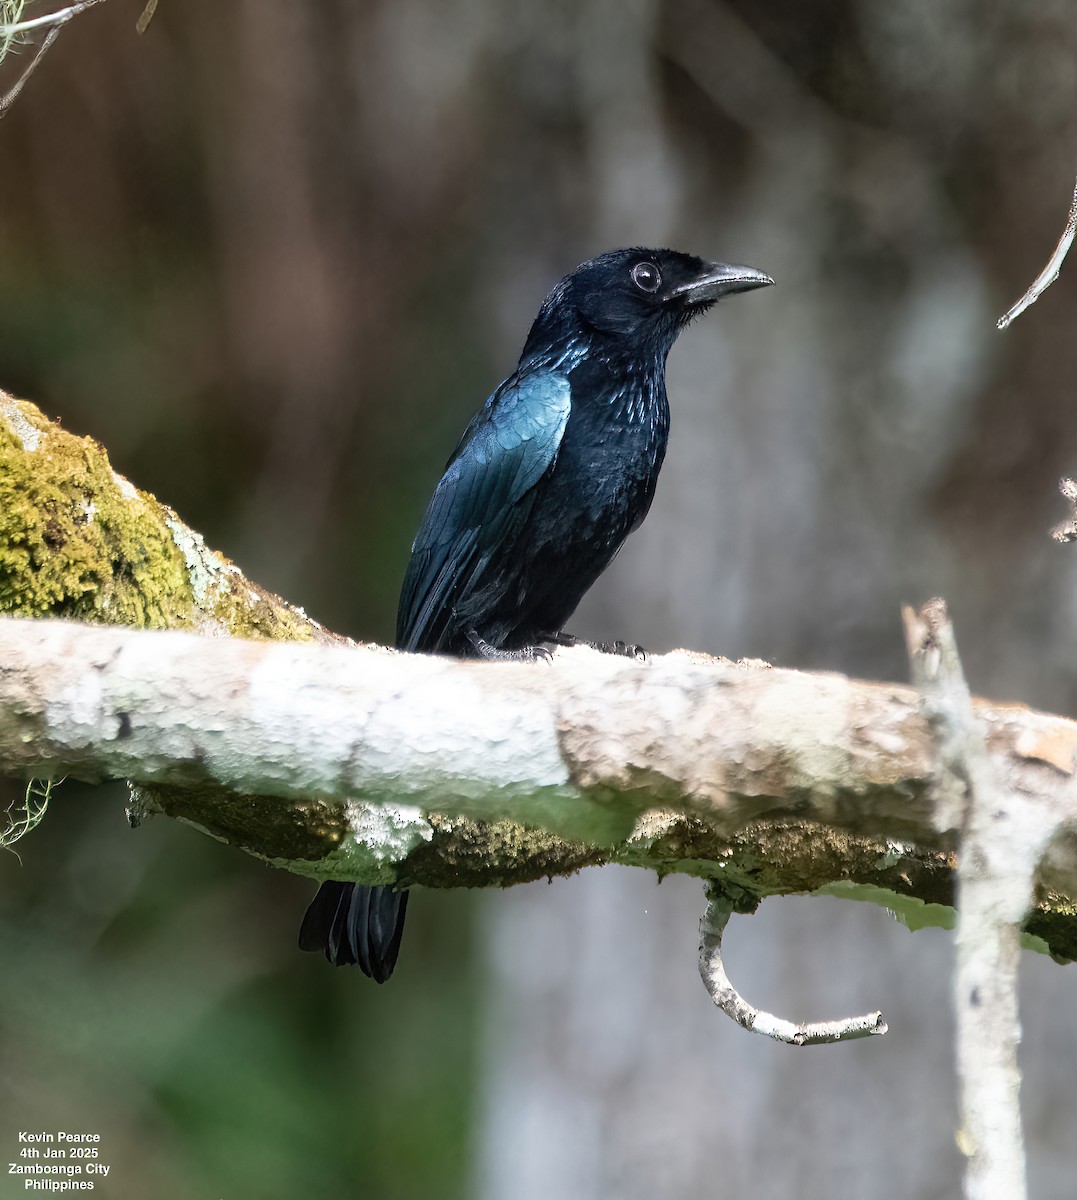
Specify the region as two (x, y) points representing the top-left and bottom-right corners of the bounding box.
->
(0, 390), (342, 643)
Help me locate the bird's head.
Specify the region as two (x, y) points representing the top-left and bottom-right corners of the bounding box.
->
(523, 247), (773, 362)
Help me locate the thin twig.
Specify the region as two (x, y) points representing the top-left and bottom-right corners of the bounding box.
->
(903, 598), (1036, 1200)
(0, 0), (111, 116)
(698, 885), (887, 1046)
(997, 174), (1077, 330)
(0, 19), (61, 114)
(0, 0), (106, 35)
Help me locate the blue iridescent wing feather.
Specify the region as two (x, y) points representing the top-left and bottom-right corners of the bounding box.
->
(396, 367), (572, 651)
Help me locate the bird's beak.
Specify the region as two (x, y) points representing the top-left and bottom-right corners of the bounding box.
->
(670, 262), (774, 304)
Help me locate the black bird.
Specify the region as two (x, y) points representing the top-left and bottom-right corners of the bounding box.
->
(299, 247), (772, 981)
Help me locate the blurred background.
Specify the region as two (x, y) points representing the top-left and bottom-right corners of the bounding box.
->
(2, 0), (1077, 1196)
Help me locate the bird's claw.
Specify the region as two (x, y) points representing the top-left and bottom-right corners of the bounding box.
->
(591, 639), (647, 660)
(550, 631), (646, 660)
(467, 630), (553, 663)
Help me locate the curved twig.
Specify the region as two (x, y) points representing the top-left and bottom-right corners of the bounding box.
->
(697, 885), (887, 1046)
(997, 173), (1077, 330)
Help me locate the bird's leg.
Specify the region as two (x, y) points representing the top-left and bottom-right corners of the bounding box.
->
(553, 631), (647, 660)
(466, 630), (552, 663)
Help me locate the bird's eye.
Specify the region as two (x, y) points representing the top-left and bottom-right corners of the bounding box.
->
(631, 262), (661, 293)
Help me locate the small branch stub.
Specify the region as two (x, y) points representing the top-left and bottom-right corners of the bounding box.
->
(1050, 477), (1077, 544)
(697, 885), (887, 1046)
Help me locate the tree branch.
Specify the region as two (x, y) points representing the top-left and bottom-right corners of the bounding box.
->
(5, 389), (1077, 965)
(3, 613), (1077, 959)
(905, 599), (1042, 1200)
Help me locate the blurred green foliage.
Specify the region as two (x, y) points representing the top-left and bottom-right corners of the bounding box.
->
(2, 776), (478, 1199)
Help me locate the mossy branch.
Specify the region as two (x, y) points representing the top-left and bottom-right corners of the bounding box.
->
(4, 391), (1077, 963)
(0, 391), (345, 643)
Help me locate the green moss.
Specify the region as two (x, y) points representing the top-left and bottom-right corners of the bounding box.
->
(404, 813), (605, 888)
(0, 394), (196, 626)
(0, 393), (322, 642)
(145, 785), (347, 862)
(1025, 892), (1077, 963)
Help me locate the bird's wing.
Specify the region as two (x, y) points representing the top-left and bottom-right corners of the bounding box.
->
(396, 368), (572, 651)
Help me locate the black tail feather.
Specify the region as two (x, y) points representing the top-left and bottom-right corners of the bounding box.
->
(299, 882), (409, 983)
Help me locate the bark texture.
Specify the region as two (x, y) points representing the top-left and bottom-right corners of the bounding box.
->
(3, 615), (1077, 960)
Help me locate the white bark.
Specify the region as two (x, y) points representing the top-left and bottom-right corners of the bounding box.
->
(997, 173), (1077, 330)
(905, 599), (1056, 1200)
(2, 614), (1077, 948)
(698, 884), (887, 1044)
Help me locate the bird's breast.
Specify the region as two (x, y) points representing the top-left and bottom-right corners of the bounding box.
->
(534, 373), (670, 545)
